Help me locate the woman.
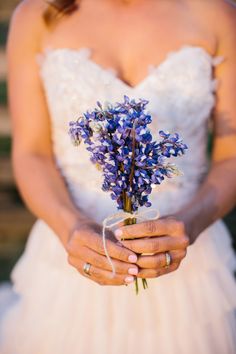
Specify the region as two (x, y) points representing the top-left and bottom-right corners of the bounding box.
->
(0, 0), (236, 353)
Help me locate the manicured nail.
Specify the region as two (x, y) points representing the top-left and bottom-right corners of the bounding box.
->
(114, 229), (123, 238)
(125, 276), (134, 283)
(128, 268), (138, 275)
(128, 254), (138, 263)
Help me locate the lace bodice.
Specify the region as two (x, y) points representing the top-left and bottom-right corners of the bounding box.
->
(37, 45), (223, 221)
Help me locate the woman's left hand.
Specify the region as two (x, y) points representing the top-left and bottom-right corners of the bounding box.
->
(114, 217), (189, 279)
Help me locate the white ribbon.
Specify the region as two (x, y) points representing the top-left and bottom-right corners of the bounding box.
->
(102, 209), (160, 277)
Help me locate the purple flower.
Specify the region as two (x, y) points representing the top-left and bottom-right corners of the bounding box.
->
(69, 96), (188, 211)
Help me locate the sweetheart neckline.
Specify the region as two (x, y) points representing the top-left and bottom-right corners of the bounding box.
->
(38, 44), (224, 90)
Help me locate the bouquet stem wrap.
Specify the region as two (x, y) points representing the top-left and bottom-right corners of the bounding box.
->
(102, 208), (159, 293)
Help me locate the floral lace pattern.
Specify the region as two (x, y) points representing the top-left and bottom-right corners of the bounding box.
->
(1, 45), (236, 354)
(37, 45), (224, 220)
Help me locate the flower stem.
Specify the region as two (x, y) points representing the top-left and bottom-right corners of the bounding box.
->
(123, 193), (148, 294)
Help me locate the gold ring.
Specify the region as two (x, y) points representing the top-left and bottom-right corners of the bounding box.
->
(165, 252), (171, 268)
(83, 262), (92, 276)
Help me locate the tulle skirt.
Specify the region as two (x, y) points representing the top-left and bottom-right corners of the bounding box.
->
(0, 218), (235, 354)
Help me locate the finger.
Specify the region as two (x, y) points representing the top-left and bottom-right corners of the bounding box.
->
(67, 230), (138, 264)
(114, 218), (185, 240)
(136, 249), (187, 269)
(76, 246), (139, 275)
(137, 262), (179, 279)
(120, 235), (189, 254)
(68, 256), (136, 286)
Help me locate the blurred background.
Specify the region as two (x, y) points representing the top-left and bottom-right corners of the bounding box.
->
(0, 0), (36, 282)
(0, 0), (235, 283)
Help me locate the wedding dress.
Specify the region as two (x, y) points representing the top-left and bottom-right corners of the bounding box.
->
(0, 45), (235, 354)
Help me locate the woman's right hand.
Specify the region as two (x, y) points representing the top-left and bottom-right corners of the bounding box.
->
(65, 218), (139, 286)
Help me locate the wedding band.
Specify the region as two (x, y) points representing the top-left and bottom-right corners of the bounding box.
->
(83, 262), (92, 276)
(164, 252), (171, 268)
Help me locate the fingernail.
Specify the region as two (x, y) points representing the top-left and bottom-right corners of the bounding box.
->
(114, 229), (123, 238)
(128, 267), (138, 275)
(125, 276), (134, 283)
(128, 254), (137, 263)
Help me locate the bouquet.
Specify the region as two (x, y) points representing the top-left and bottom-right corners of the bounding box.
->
(69, 95), (187, 293)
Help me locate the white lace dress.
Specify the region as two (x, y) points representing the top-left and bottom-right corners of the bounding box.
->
(0, 45), (235, 354)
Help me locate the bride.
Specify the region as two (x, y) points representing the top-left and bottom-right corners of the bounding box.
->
(0, 0), (236, 353)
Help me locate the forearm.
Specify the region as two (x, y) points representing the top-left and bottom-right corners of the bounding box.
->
(175, 158), (236, 243)
(13, 153), (89, 246)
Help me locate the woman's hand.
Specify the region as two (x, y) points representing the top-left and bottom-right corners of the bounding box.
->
(65, 218), (139, 286)
(114, 217), (189, 279)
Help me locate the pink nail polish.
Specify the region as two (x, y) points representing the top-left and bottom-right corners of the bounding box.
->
(125, 276), (134, 283)
(128, 268), (138, 275)
(128, 254), (137, 263)
(114, 229), (123, 238)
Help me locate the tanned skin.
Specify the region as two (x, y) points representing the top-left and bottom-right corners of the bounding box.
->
(7, 0), (236, 284)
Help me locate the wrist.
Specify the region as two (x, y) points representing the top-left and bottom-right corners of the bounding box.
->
(173, 209), (199, 244)
(56, 205), (91, 247)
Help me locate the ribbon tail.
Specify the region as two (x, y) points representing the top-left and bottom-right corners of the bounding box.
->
(102, 222), (116, 277)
